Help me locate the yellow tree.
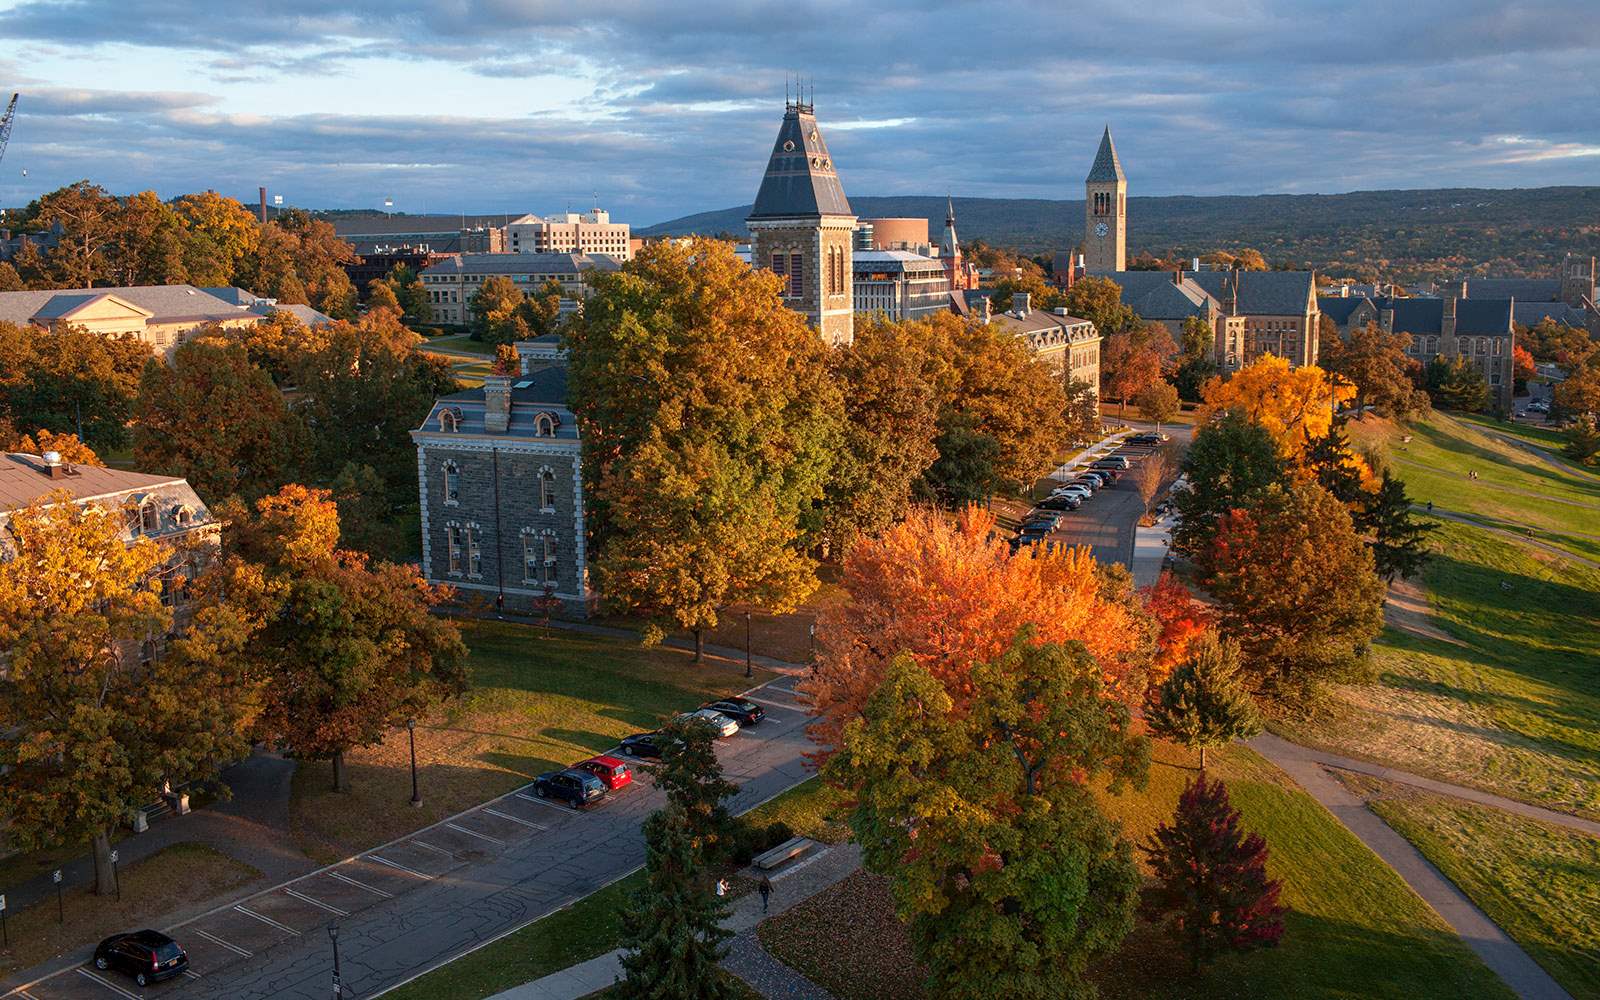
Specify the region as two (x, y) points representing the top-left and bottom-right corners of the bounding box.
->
(0, 493), (264, 895)
(1197, 355), (1352, 465)
(173, 191), (261, 286)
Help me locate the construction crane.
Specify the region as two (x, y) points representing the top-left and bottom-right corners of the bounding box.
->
(0, 94), (17, 170)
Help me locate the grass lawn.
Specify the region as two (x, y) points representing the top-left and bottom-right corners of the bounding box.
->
(289, 619), (773, 863)
(1277, 517), (1600, 819)
(1341, 776), (1600, 1000)
(760, 740), (1511, 1000)
(420, 333), (495, 356)
(0, 843), (259, 979)
(739, 776), (853, 844)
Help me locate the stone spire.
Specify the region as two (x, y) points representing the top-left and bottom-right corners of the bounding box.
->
(1085, 125), (1126, 184)
(941, 195), (958, 257)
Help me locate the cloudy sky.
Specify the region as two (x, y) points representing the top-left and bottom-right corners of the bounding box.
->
(1, 0), (1597, 226)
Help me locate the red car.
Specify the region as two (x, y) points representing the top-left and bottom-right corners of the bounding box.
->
(576, 754), (633, 790)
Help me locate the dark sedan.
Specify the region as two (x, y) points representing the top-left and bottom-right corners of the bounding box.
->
(94, 930), (188, 987)
(619, 731), (666, 758)
(702, 698), (766, 727)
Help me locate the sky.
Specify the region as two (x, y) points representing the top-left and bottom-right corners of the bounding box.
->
(1, 1), (1598, 226)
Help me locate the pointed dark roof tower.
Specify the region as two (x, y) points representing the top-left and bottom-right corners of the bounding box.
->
(941, 195), (959, 256)
(747, 99), (853, 220)
(1085, 126), (1126, 184)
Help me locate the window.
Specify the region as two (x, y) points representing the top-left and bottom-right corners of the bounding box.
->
(175, 505), (194, 527)
(444, 462), (461, 504)
(140, 501), (159, 535)
(789, 253), (804, 298)
(540, 469), (556, 510)
(1493, 338), (1503, 356)
(439, 409), (459, 432)
(523, 534), (540, 583)
(447, 525), (463, 575)
(543, 534), (559, 585)
(467, 527), (482, 578)
(1477, 337), (1488, 356)
(534, 413), (555, 437)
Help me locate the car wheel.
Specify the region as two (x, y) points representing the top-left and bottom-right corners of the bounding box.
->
(571, 798), (582, 809)
(95, 956), (109, 970)
(623, 745), (635, 756)
(535, 786), (546, 798)
(136, 973), (148, 987)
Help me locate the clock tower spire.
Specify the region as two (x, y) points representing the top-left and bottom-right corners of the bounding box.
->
(1084, 125), (1126, 273)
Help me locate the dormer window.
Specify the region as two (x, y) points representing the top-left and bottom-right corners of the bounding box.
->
(175, 505), (194, 527)
(534, 412), (556, 437)
(440, 410), (458, 432)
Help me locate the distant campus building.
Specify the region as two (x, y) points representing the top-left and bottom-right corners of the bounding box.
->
(506, 210), (633, 261)
(418, 253), (621, 326)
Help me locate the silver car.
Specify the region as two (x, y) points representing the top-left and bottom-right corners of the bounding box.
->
(675, 708), (739, 738)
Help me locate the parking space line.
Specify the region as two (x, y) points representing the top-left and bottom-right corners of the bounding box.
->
(235, 904), (302, 936)
(484, 806), (546, 831)
(743, 694), (805, 710)
(78, 969), (141, 1000)
(193, 928), (252, 957)
(445, 822), (502, 845)
(368, 854), (434, 880)
(328, 870), (394, 898)
(515, 791), (584, 812)
(285, 887), (348, 916)
(16, 989), (42, 999)
(183, 970), (203, 981)
(409, 840), (454, 857)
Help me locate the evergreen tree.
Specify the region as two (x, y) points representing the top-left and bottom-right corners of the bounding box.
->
(1173, 315), (1217, 403)
(1565, 414), (1600, 466)
(1423, 356), (1490, 413)
(1145, 635), (1261, 772)
(1172, 410), (1287, 556)
(1063, 376), (1101, 445)
(618, 808), (733, 1000)
(1141, 776), (1285, 973)
(920, 410), (1002, 506)
(1362, 471), (1434, 581)
(652, 718), (738, 859)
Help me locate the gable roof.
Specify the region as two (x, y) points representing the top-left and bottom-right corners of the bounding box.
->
(1317, 296), (1374, 326)
(1465, 278), (1560, 302)
(0, 284), (268, 328)
(1105, 270), (1216, 321)
(747, 105), (853, 221)
(1511, 301), (1589, 328)
(1085, 127), (1126, 184)
(1373, 296), (1513, 336)
(1189, 271), (1316, 316)
(0, 453), (187, 512)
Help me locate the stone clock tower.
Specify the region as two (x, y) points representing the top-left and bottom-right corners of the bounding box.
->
(747, 98), (856, 346)
(1084, 126), (1126, 273)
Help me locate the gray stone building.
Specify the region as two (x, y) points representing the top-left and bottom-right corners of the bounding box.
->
(410, 341), (589, 614)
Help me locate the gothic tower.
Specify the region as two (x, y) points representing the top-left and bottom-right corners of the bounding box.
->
(941, 196), (968, 292)
(1084, 126), (1126, 273)
(747, 97), (856, 346)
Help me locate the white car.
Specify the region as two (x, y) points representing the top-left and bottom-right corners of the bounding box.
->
(675, 709), (739, 738)
(1053, 485), (1093, 500)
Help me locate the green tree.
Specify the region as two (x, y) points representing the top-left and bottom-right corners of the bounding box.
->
(1063, 376), (1101, 446)
(1320, 321), (1428, 419)
(919, 410), (1002, 506)
(1423, 356), (1490, 412)
(1205, 480), (1385, 698)
(1361, 470), (1434, 581)
(524, 278), (565, 338)
(1173, 316), (1217, 403)
(1144, 634), (1262, 771)
(565, 238), (839, 657)
(1134, 379), (1180, 431)
(827, 643), (1147, 1000)
(652, 718), (739, 858)
(385, 263), (433, 325)
(0, 321), (150, 451)
(173, 190), (261, 286)
(617, 807), (733, 1000)
(1565, 414), (1600, 466)
(1172, 410), (1287, 556)
(0, 261), (24, 291)
(1518, 318), (1597, 370)
(109, 190), (189, 286)
(1062, 274), (1136, 337)
(1141, 776), (1285, 972)
(29, 180), (120, 287)
(468, 275), (529, 343)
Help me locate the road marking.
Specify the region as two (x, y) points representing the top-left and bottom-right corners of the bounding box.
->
(16, 990), (42, 999)
(368, 854), (434, 880)
(484, 807), (546, 831)
(743, 694), (804, 711)
(78, 969), (142, 1000)
(446, 821), (503, 845)
(409, 839), (455, 857)
(515, 791), (583, 812)
(193, 928), (252, 957)
(328, 870), (394, 898)
(235, 904), (302, 936)
(285, 887), (348, 916)
(183, 970), (203, 981)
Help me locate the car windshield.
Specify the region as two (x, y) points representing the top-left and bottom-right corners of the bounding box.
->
(154, 942), (183, 961)
(611, 764), (627, 776)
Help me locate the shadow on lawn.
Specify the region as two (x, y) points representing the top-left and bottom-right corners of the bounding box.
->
(1411, 417), (1600, 503)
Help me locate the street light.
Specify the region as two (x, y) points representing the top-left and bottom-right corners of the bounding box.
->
(329, 925), (343, 999)
(744, 611), (753, 679)
(407, 719), (421, 808)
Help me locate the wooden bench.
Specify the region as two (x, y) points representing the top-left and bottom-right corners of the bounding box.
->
(753, 836), (812, 871)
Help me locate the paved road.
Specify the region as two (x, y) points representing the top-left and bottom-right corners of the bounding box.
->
(3, 675), (818, 1000)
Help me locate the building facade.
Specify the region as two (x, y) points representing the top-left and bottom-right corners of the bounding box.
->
(1461, 253), (1599, 334)
(419, 252), (620, 326)
(411, 343), (589, 614)
(747, 99), (857, 347)
(1084, 127), (1127, 274)
(976, 294), (1101, 394)
(853, 251), (952, 321)
(506, 210), (633, 261)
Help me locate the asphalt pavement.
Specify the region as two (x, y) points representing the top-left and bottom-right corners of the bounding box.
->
(3, 675), (819, 1000)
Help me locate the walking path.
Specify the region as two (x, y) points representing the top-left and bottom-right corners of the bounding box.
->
(1482, 427), (1600, 484)
(485, 843), (861, 1000)
(1047, 428), (1131, 481)
(1416, 505), (1600, 569)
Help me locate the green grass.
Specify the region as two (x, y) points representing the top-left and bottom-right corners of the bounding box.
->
(1365, 785), (1600, 1000)
(382, 870), (644, 1000)
(740, 775), (853, 844)
(420, 333), (495, 356)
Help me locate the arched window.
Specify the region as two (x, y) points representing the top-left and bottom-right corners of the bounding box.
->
(175, 505), (194, 527)
(439, 409), (459, 432)
(140, 500), (159, 535)
(539, 468), (556, 511)
(534, 413), (555, 437)
(443, 462), (461, 505)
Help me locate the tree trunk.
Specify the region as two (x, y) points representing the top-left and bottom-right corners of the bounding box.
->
(92, 828), (117, 897)
(331, 750), (350, 793)
(692, 629), (704, 663)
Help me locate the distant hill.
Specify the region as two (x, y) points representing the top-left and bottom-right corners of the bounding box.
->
(639, 188), (1600, 283)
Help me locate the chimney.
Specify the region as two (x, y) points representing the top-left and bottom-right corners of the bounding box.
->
(976, 296), (992, 325)
(1441, 295), (1457, 340)
(1191, 257), (1201, 271)
(1172, 268), (1183, 286)
(1379, 306), (1394, 333)
(259, 187), (268, 223)
(1015, 292), (1031, 316)
(42, 450), (68, 479)
(484, 374), (512, 434)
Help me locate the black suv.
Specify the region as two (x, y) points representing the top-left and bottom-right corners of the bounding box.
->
(94, 930), (188, 987)
(702, 698), (766, 727)
(531, 768), (606, 808)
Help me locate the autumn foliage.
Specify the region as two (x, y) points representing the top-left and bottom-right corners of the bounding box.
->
(801, 506), (1155, 759)
(1140, 571), (1213, 691)
(1198, 355), (1353, 466)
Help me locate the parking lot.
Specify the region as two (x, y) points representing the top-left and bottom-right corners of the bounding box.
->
(4, 674), (817, 1000)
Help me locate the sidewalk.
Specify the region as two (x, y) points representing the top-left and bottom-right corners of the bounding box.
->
(486, 842), (861, 1000)
(1047, 428), (1131, 481)
(1130, 510), (1173, 587)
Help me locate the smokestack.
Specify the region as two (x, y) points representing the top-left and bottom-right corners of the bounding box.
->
(259, 187), (268, 223)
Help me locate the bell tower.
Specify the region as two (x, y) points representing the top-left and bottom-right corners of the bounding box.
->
(1084, 126), (1126, 273)
(746, 95), (856, 346)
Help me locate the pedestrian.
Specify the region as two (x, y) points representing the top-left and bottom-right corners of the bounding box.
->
(495, 593), (505, 620)
(1427, 500), (1434, 512)
(758, 876), (772, 913)
(715, 878), (728, 898)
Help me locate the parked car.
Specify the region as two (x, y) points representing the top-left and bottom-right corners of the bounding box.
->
(1093, 456), (1131, 470)
(575, 754), (633, 790)
(1037, 494), (1081, 512)
(619, 731), (666, 758)
(531, 768), (607, 808)
(1070, 473), (1105, 489)
(1054, 485), (1093, 500)
(675, 708), (740, 738)
(93, 931), (188, 988)
(1024, 512), (1063, 531)
(702, 698), (766, 727)
(1126, 432), (1167, 445)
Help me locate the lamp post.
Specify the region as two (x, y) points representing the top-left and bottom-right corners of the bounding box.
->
(808, 622), (817, 665)
(329, 925), (343, 999)
(744, 611), (753, 679)
(407, 719), (421, 808)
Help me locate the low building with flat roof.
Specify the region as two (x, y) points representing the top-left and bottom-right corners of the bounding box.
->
(419, 252), (621, 327)
(853, 250), (952, 321)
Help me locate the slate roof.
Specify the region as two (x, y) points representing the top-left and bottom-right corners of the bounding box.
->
(747, 106), (853, 221)
(1373, 297), (1513, 336)
(1189, 271), (1316, 316)
(1085, 127), (1126, 184)
(0, 452), (188, 513)
(1317, 296), (1374, 326)
(415, 366), (576, 440)
(1465, 278), (1560, 302)
(421, 253), (620, 276)
(1511, 301), (1589, 328)
(0, 285), (261, 327)
(1106, 271), (1215, 321)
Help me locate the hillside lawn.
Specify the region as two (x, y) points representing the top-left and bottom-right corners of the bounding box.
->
(758, 740), (1513, 1000)
(1342, 775), (1600, 1000)
(289, 619), (773, 863)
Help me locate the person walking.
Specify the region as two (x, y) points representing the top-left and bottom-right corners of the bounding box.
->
(758, 876), (772, 914)
(714, 878), (728, 899)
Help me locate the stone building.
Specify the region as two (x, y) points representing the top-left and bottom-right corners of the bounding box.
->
(746, 98), (857, 346)
(411, 341), (588, 615)
(1462, 253), (1599, 334)
(1084, 127), (1127, 274)
(418, 252), (620, 327)
(974, 293), (1101, 394)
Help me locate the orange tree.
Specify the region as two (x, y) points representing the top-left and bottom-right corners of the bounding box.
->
(1197, 354), (1353, 466)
